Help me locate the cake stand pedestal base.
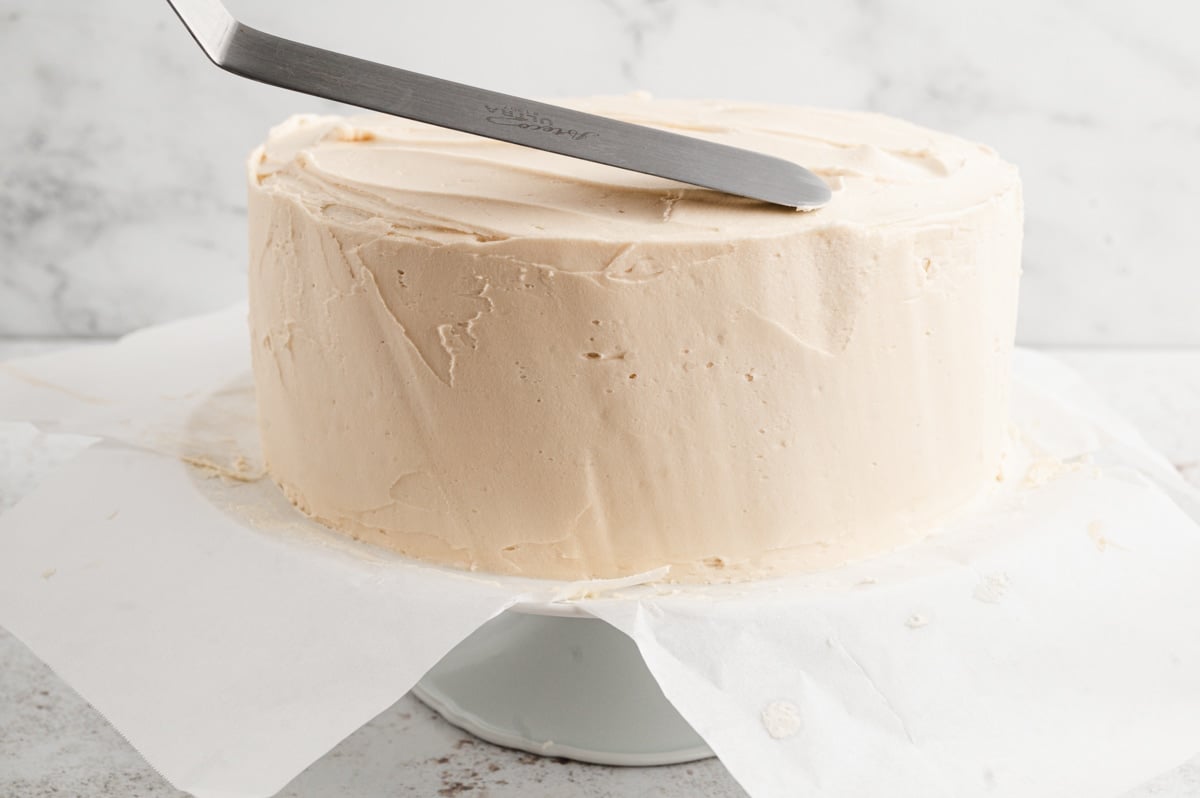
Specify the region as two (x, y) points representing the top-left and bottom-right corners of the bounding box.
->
(413, 609), (713, 766)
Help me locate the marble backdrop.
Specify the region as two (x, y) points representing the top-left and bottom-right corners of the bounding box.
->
(1, 0), (1196, 344)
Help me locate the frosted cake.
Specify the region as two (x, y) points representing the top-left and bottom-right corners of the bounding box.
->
(246, 96), (1022, 581)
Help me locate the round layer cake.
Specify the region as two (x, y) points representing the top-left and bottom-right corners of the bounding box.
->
(246, 96), (1022, 582)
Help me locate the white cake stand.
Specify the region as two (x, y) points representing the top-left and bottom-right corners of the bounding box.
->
(412, 601), (713, 766)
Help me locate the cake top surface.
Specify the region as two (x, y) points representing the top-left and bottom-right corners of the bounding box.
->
(252, 95), (1018, 246)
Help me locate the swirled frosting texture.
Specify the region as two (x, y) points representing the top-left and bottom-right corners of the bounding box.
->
(247, 96), (1022, 581)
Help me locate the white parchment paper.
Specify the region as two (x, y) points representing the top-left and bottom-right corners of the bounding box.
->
(1, 305), (1198, 798)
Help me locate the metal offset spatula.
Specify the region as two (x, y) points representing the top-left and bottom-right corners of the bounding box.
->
(165, 0), (831, 210)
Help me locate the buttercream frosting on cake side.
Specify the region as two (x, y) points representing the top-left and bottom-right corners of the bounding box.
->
(246, 96), (1022, 581)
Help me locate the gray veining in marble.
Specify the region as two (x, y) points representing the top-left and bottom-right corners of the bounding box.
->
(1, 0), (1199, 343)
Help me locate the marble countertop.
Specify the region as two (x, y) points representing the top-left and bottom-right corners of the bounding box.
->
(2, 341), (1199, 797)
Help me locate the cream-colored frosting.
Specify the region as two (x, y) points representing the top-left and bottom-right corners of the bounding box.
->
(247, 96), (1022, 582)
